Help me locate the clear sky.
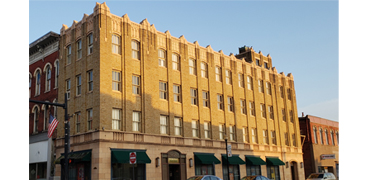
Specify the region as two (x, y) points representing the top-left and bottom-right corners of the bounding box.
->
(29, 0), (338, 121)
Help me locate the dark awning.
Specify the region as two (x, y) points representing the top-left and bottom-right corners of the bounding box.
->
(245, 156), (266, 166)
(221, 155), (246, 165)
(55, 150), (91, 164)
(111, 149), (151, 164)
(266, 157), (285, 166)
(194, 153), (221, 164)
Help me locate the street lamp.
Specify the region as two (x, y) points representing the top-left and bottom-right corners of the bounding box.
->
(224, 134), (230, 180)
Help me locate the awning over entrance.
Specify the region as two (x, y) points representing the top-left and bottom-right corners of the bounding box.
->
(221, 155), (246, 165)
(245, 156), (267, 166)
(111, 149), (151, 164)
(55, 150), (91, 164)
(266, 157), (285, 166)
(194, 153), (221, 164)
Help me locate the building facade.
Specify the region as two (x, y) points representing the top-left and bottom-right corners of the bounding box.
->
(299, 115), (339, 179)
(54, 2), (304, 180)
(29, 31), (60, 180)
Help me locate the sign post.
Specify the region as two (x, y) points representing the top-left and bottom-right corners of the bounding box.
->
(130, 152), (136, 180)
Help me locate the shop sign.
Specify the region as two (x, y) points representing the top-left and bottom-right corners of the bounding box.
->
(168, 158), (179, 164)
(321, 154), (335, 160)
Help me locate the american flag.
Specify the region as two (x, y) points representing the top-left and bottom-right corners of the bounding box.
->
(48, 114), (59, 138)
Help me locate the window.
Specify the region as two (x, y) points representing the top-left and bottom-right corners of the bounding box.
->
(249, 101), (255, 116)
(76, 112), (81, 133)
(112, 109), (121, 130)
(260, 104), (266, 118)
(132, 75), (140, 95)
(246, 164), (261, 176)
(217, 94), (224, 110)
(45, 66), (52, 92)
(266, 82), (272, 95)
(292, 133), (296, 146)
(131, 40), (140, 59)
(87, 109), (93, 130)
(256, 59), (261, 66)
(336, 131), (339, 145)
(189, 59), (196, 75)
(112, 71), (121, 91)
(263, 130), (269, 145)
(319, 128), (324, 144)
(271, 131), (276, 145)
(204, 122), (211, 139)
(258, 79), (264, 93)
(215, 66), (222, 82)
(268, 106), (274, 120)
(29, 74), (32, 98)
(243, 127), (249, 143)
(43, 107), (47, 131)
(158, 49), (166, 67)
(331, 130), (335, 145)
(225, 69), (232, 84)
(76, 74), (81, 96)
(112, 34), (121, 54)
(247, 76), (253, 90)
(201, 62), (208, 78)
(289, 110), (294, 123)
(240, 99), (246, 114)
(282, 109), (286, 122)
(229, 126), (235, 141)
(160, 115), (168, 135)
(55, 60), (59, 88)
(174, 117), (182, 136)
(284, 133), (289, 146)
(172, 53), (180, 71)
(219, 124), (225, 140)
(173, 85), (181, 102)
(87, 70), (93, 91)
(190, 88), (198, 105)
(66, 79), (71, 99)
(33, 106), (39, 133)
(313, 127), (318, 144)
(325, 129), (329, 145)
(132, 111), (141, 132)
(264, 62), (269, 69)
(238, 73), (244, 88)
(192, 120), (199, 137)
(202, 91), (209, 108)
(279, 86), (284, 98)
(77, 39), (82, 59)
(252, 128), (258, 143)
(159, 82), (167, 100)
(87, 33), (93, 54)
(287, 88), (292, 100)
(227, 97), (234, 112)
(35, 70), (41, 96)
(67, 45), (71, 64)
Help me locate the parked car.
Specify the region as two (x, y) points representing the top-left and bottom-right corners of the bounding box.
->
(307, 173), (336, 180)
(187, 175), (223, 180)
(241, 175), (270, 180)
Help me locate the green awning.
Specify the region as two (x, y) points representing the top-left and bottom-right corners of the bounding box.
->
(245, 156), (266, 166)
(266, 157), (285, 166)
(221, 155), (246, 165)
(194, 153), (221, 164)
(111, 149), (151, 164)
(55, 151), (91, 164)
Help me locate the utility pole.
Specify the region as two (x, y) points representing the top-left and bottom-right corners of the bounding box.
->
(29, 93), (70, 180)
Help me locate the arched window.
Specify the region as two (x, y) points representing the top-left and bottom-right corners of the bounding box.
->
(172, 53), (180, 71)
(319, 128), (323, 144)
(45, 65), (52, 92)
(54, 60), (59, 88)
(330, 130), (335, 145)
(33, 106), (39, 133)
(336, 131), (339, 145)
(313, 127), (318, 144)
(131, 40), (140, 60)
(325, 129), (329, 145)
(158, 49), (166, 67)
(29, 73), (32, 98)
(35, 69), (41, 96)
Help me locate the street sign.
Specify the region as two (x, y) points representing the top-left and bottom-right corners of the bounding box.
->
(130, 152), (137, 164)
(227, 144), (232, 157)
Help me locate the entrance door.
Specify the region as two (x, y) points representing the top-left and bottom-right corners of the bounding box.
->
(162, 150), (186, 180)
(290, 162), (298, 180)
(169, 164), (181, 180)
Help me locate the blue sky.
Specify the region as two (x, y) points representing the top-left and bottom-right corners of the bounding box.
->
(29, 0), (339, 121)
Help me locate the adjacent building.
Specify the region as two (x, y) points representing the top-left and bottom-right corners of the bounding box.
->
(54, 2), (305, 180)
(29, 31), (60, 180)
(299, 115), (339, 179)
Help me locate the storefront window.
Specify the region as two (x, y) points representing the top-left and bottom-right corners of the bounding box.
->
(112, 163), (146, 180)
(246, 165), (261, 176)
(29, 162), (47, 180)
(222, 164), (240, 180)
(195, 164), (214, 175)
(267, 165), (280, 180)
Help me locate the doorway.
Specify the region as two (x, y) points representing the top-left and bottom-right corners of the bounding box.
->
(162, 150), (186, 180)
(290, 161), (298, 180)
(169, 164), (181, 180)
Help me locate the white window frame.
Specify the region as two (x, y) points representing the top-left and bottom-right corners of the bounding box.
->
(132, 111), (141, 132)
(76, 112), (81, 133)
(174, 117), (182, 136)
(204, 122), (211, 139)
(132, 75), (141, 95)
(217, 94), (224, 110)
(225, 69), (232, 85)
(172, 53), (180, 71)
(158, 49), (166, 67)
(159, 81), (167, 100)
(77, 39), (82, 59)
(76, 74), (81, 96)
(87, 70), (93, 92)
(238, 73), (244, 88)
(192, 120), (199, 138)
(160, 115), (168, 135)
(201, 62), (208, 78)
(202, 91), (209, 108)
(131, 40), (140, 59)
(173, 85), (181, 102)
(66, 79), (71, 99)
(87, 109), (93, 131)
(219, 124), (225, 140)
(112, 109), (121, 130)
(88, 33), (93, 55)
(215, 66), (222, 82)
(189, 59), (196, 75)
(190, 88), (198, 106)
(112, 34), (121, 54)
(112, 71), (121, 91)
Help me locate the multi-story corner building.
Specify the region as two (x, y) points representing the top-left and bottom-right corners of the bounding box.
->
(299, 115), (339, 179)
(29, 31), (60, 180)
(54, 2), (304, 180)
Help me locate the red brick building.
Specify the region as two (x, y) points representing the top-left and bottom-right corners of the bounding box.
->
(299, 115), (339, 179)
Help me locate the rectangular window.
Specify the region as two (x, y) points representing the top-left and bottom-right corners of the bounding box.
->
(192, 120), (199, 137)
(204, 122), (211, 139)
(227, 96), (234, 112)
(280, 86), (284, 98)
(131, 40), (140, 59)
(66, 79), (71, 99)
(289, 110), (294, 123)
(215, 66), (222, 82)
(268, 105), (274, 120)
(46, 67), (51, 92)
(201, 62), (208, 78)
(132, 111), (141, 132)
(76, 74), (81, 96)
(243, 127), (249, 143)
(189, 59), (196, 75)
(240, 99), (246, 114)
(172, 54), (180, 71)
(88, 33), (93, 55)
(263, 130), (269, 145)
(229, 126), (235, 141)
(77, 40), (82, 59)
(225, 69), (232, 85)
(112, 109), (121, 130)
(87, 109), (93, 130)
(112, 71), (121, 91)
(159, 81), (167, 100)
(158, 49), (166, 67)
(190, 88), (198, 105)
(292, 133), (296, 146)
(287, 88), (292, 100)
(247, 76), (253, 90)
(76, 112), (81, 133)
(219, 124), (225, 140)
(271, 131), (276, 145)
(87, 70), (93, 91)
(260, 104), (266, 118)
(256, 59), (261, 67)
(132, 75), (141, 95)
(282, 109), (286, 122)
(174, 117), (182, 136)
(266, 82), (272, 95)
(264, 62), (269, 69)
(160, 115), (168, 135)
(249, 101), (255, 116)
(112, 34), (121, 54)
(285, 133), (289, 146)
(252, 128), (258, 143)
(173, 85), (181, 102)
(202, 91), (209, 108)
(238, 73), (244, 88)
(217, 94), (224, 110)
(67, 45), (71, 64)
(258, 79), (264, 93)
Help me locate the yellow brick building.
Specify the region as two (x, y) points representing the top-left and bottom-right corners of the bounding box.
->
(55, 2), (305, 180)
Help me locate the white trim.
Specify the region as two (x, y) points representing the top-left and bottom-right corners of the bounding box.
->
(29, 41), (59, 65)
